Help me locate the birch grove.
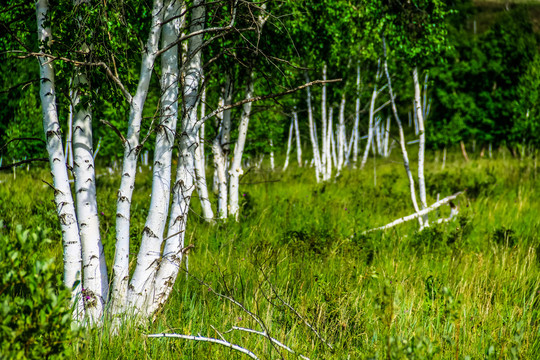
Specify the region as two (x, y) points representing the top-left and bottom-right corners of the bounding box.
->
(33, 0), (273, 323)
(13, 0), (465, 337)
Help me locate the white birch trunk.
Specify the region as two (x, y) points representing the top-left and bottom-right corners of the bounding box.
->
(113, 0), (166, 314)
(352, 63), (361, 166)
(381, 42), (422, 225)
(36, 0), (84, 319)
(143, 0), (206, 316)
(326, 107), (334, 179)
(195, 82), (214, 221)
(65, 89), (74, 169)
(305, 72), (322, 182)
(283, 119), (293, 171)
(221, 74), (234, 158)
(213, 128), (229, 219)
(337, 94), (346, 171)
(293, 111), (302, 167)
(383, 116), (391, 157)
(213, 76), (233, 218)
(442, 146), (447, 169)
(229, 74), (255, 220)
(72, 71), (108, 323)
(330, 115), (338, 169)
(360, 76), (379, 169)
(212, 96), (224, 195)
(413, 67), (429, 225)
(269, 138), (275, 171)
(321, 64), (328, 176)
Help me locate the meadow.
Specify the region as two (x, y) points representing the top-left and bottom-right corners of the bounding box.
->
(1, 148), (539, 359)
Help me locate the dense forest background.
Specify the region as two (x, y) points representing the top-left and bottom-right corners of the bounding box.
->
(1, 0), (539, 166)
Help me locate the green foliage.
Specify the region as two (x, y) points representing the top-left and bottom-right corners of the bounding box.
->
(1, 152), (540, 358)
(0, 223), (78, 359)
(367, 0), (452, 66)
(429, 4), (539, 148)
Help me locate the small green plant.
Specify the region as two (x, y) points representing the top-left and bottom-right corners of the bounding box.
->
(492, 226), (516, 247)
(0, 223), (78, 359)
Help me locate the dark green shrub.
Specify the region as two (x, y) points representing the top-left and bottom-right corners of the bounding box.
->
(0, 223), (78, 359)
(492, 226), (516, 247)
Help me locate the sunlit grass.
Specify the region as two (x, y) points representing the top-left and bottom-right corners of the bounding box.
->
(1, 149), (539, 359)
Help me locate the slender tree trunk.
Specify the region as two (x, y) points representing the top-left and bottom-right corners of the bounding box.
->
(337, 94), (346, 172)
(269, 138), (275, 171)
(413, 67), (428, 226)
(213, 127), (228, 218)
(283, 119), (294, 171)
(213, 76), (233, 218)
(293, 111), (302, 167)
(361, 64), (380, 169)
(36, 0), (84, 319)
(325, 107), (333, 179)
(383, 116), (390, 157)
(115, 0), (184, 314)
(195, 82), (214, 221)
(321, 64), (328, 178)
(212, 95), (224, 195)
(145, 0), (206, 317)
(66, 89), (74, 169)
(442, 146), (447, 169)
(382, 38), (422, 226)
(72, 70), (108, 323)
(117, 0), (165, 316)
(330, 113), (338, 169)
(460, 140), (470, 162)
(229, 73), (255, 220)
(305, 72), (322, 182)
(352, 63), (361, 166)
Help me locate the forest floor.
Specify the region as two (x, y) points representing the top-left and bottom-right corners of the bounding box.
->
(1, 148), (539, 359)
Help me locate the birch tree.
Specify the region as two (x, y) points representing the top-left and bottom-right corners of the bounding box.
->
(366, 0), (452, 229)
(22, 0), (266, 324)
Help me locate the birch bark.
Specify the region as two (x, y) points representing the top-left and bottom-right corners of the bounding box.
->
(352, 63), (361, 166)
(413, 67), (429, 225)
(326, 107), (333, 178)
(36, 0), (84, 319)
(321, 65), (328, 178)
(195, 82), (214, 221)
(305, 72), (321, 182)
(213, 77), (233, 218)
(293, 111), (302, 167)
(283, 119), (294, 171)
(337, 94), (346, 172)
(111, 0), (166, 313)
(382, 42), (422, 224)
(360, 64), (381, 169)
(213, 127), (229, 218)
(72, 71), (108, 323)
(269, 139), (275, 171)
(148, 0), (206, 316)
(229, 74), (255, 220)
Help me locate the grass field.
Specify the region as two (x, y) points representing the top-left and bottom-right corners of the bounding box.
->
(1, 148), (539, 359)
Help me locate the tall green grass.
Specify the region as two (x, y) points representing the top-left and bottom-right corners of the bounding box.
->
(1, 150), (539, 359)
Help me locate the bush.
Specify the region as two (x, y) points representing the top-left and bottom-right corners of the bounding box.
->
(0, 223), (78, 359)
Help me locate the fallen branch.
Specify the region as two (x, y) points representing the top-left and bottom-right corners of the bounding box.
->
(147, 333), (259, 359)
(363, 191), (465, 234)
(227, 326), (310, 360)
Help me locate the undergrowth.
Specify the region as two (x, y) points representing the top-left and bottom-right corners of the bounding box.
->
(0, 152), (539, 359)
